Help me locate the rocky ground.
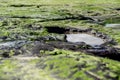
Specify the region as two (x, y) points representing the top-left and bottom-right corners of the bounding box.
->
(0, 0), (120, 80)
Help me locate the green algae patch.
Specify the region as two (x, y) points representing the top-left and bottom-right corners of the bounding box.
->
(0, 59), (17, 80)
(34, 50), (120, 80)
(0, 57), (58, 80)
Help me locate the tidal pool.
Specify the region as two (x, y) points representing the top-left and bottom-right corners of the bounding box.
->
(66, 34), (105, 47)
(105, 24), (120, 29)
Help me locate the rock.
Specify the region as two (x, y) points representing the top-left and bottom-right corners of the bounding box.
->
(0, 40), (30, 49)
(0, 36), (8, 40)
(32, 41), (54, 55)
(0, 50), (10, 58)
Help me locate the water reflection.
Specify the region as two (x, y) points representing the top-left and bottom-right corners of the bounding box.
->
(105, 24), (120, 29)
(66, 34), (105, 47)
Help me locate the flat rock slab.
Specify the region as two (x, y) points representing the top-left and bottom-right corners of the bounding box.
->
(66, 34), (105, 46)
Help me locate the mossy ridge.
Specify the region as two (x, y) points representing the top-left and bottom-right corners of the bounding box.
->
(36, 49), (120, 80)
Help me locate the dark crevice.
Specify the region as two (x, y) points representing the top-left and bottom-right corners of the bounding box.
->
(45, 26), (93, 34)
(9, 4), (66, 7)
(9, 4), (34, 7)
(102, 54), (120, 61)
(115, 8), (120, 11)
(9, 16), (43, 19)
(86, 48), (120, 61)
(45, 26), (67, 34)
(39, 16), (94, 22)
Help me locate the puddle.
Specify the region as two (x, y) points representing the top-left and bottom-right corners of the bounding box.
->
(105, 24), (120, 29)
(66, 34), (105, 47)
(0, 40), (31, 49)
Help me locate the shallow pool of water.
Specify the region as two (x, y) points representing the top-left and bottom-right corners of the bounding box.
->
(66, 34), (105, 47)
(105, 24), (120, 29)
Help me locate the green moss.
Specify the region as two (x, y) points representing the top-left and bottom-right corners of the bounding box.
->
(0, 59), (17, 79)
(73, 71), (94, 80)
(35, 50), (119, 80)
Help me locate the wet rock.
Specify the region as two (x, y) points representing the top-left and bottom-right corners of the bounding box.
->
(106, 38), (117, 45)
(47, 41), (88, 50)
(28, 41), (93, 56)
(90, 30), (97, 35)
(13, 49), (22, 55)
(32, 41), (54, 55)
(35, 35), (65, 41)
(25, 24), (42, 30)
(0, 40), (30, 49)
(0, 36), (8, 40)
(86, 47), (119, 58)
